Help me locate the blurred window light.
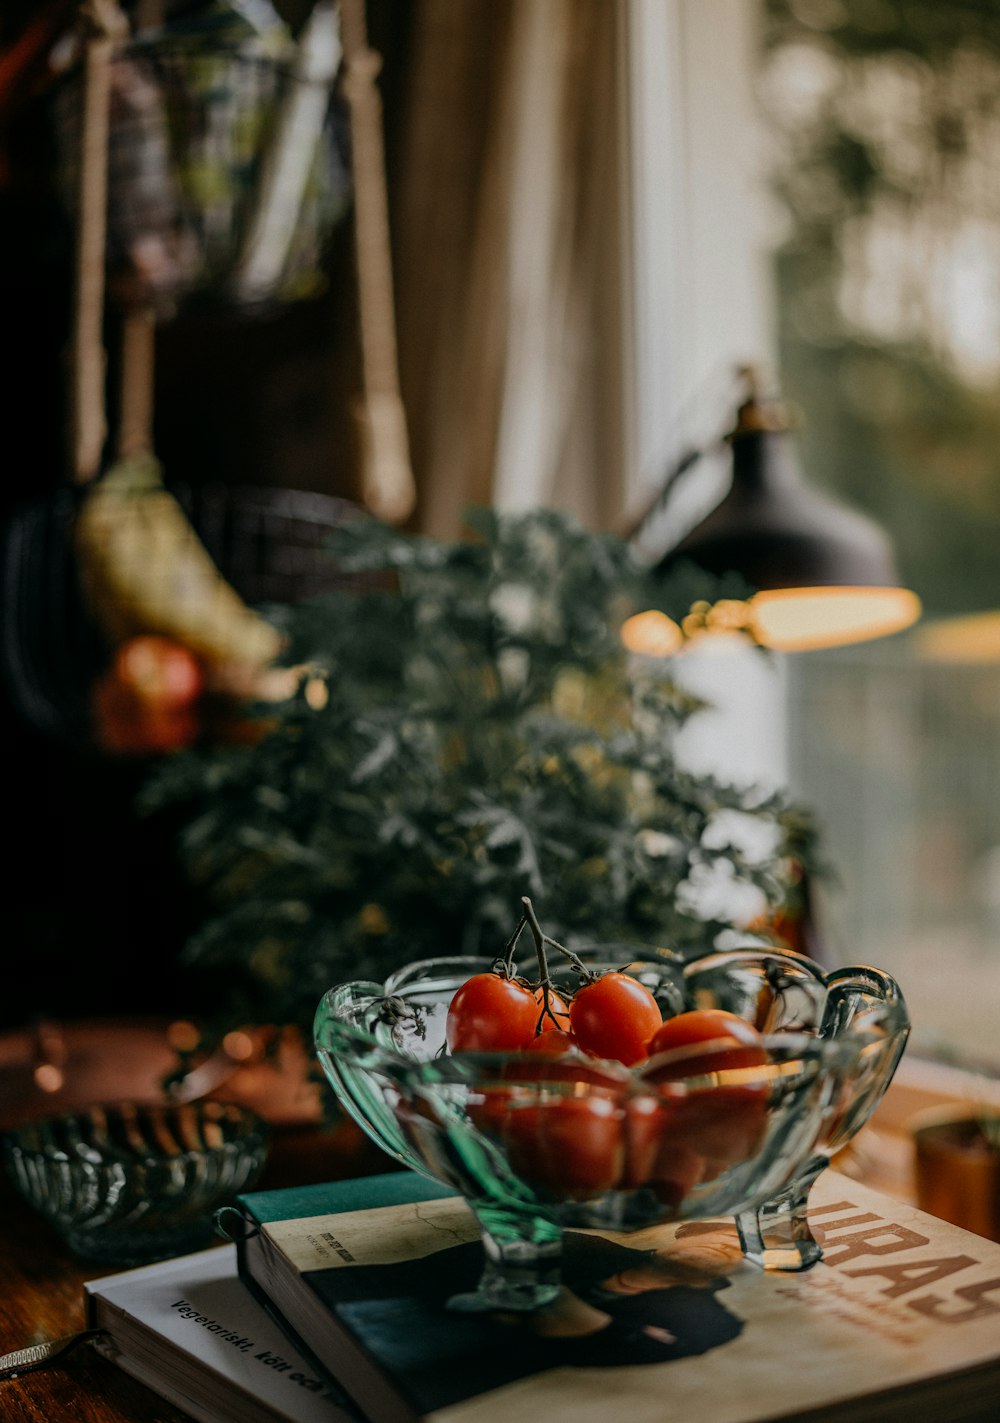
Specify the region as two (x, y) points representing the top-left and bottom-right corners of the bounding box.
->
(764, 0), (1000, 1070)
(751, 586), (921, 652)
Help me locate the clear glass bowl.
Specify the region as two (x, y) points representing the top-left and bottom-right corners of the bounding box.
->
(2, 1099), (269, 1264)
(314, 946), (909, 1310)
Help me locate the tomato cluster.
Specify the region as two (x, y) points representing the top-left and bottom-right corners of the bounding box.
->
(445, 965), (763, 1071)
(445, 967), (662, 1065)
(443, 963), (771, 1207)
(91, 635), (205, 755)
(90, 634), (279, 757)
(445, 976), (570, 1053)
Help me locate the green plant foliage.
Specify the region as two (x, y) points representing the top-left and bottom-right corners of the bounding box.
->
(139, 508), (820, 1043)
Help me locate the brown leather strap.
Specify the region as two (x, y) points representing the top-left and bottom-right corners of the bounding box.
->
(0, 1331), (105, 1380)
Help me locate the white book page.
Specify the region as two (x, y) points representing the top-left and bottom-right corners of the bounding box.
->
(86, 1245), (355, 1423)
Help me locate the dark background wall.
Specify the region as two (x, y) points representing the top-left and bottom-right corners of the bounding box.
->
(0, 0), (414, 1026)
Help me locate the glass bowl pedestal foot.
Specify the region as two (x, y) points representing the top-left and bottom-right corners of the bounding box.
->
(448, 1199), (563, 1312)
(736, 1154), (829, 1271)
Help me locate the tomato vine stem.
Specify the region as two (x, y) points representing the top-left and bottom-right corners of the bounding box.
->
(494, 913), (528, 978)
(520, 896), (591, 1032)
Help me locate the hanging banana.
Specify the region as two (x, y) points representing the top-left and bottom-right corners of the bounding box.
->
(74, 453), (284, 675)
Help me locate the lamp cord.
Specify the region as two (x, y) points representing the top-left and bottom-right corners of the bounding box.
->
(614, 360), (761, 546)
(616, 362), (788, 547)
(615, 444), (705, 544)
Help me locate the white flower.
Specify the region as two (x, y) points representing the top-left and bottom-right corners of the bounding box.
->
(676, 858), (768, 925)
(638, 829), (680, 859)
(702, 809), (782, 866)
(490, 583), (537, 635)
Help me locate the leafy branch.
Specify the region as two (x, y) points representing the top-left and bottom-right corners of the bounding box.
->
(139, 507), (820, 1045)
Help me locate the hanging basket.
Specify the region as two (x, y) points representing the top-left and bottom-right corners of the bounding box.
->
(53, 1), (352, 317)
(167, 482), (373, 607)
(0, 0), (409, 748)
(0, 482), (367, 747)
(0, 486), (103, 744)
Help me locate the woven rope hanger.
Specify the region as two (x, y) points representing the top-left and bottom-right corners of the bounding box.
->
(67, 0), (417, 698)
(70, 0), (125, 487)
(338, 0), (416, 525)
(73, 0), (416, 512)
(69, 2), (284, 677)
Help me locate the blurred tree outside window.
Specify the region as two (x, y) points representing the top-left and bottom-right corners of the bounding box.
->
(761, 0), (1000, 1068)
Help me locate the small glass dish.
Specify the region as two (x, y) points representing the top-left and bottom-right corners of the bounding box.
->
(314, 945), (909, 1311)
(2, 1099), (269, 1265)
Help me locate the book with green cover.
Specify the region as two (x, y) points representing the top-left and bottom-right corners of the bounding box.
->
(234, 1168), (1000, 1423)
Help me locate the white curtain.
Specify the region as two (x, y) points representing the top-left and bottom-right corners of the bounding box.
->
(390, 0), (629, 537)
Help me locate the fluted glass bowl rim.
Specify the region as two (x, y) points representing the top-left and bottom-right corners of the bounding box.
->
(1, 1098), (270, 1219)
(316, 945), (908, 1082)
(315, 945), (910, 1291)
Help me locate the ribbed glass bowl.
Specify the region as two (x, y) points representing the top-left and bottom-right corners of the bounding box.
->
(315, 946), (909, 1310)
(2, 1100), (269, 1264)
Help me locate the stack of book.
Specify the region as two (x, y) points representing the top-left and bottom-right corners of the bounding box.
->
(84, 1167), (1000, 1422)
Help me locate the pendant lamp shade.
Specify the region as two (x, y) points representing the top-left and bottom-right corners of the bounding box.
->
(653, 401), (921, 652)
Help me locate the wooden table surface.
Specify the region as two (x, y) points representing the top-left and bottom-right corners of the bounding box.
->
(0, 1120), (394, 1423)
(0, 1137), (905, 1423)
(0, 1057), (966, 1422)
(0, 1169), (194, 1423)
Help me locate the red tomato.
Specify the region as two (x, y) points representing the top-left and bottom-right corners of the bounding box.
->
(91, 673), (201, 756)
(622, 1094), (713, 1207)
(524, 1028), (581, 1055)
(622, 1094), (665, 1191)
(467, 1085), (513, 1137)
(503, 1095), (625, 1199)
(637, 1013), (770, 1195)
(534, 987), (571, 1035)
(569, 971), (662, 1066)
(658, 1088), (767, 1185)
(446, 973), (538, 1053)
(633, 1095), (708, 1205)
(622, 1088), (765, 1205)
(500, 1054), (629, 1090)
(114, 635), (204, 711)
(644, 1009), (767, 1079)
(91, 635), (206, 757)
(474, 1056), (628, 1145)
